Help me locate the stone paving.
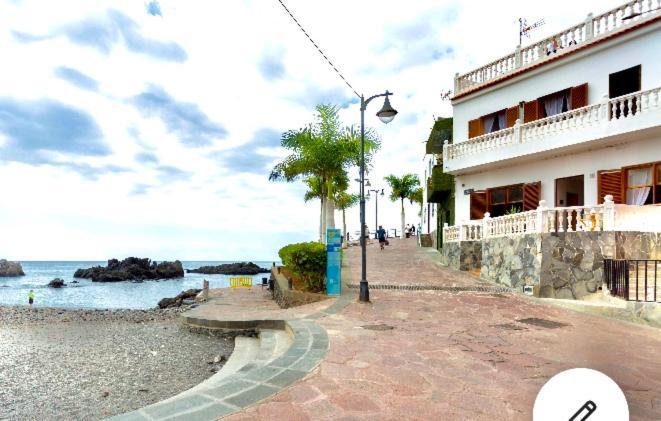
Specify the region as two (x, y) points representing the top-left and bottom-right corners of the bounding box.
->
(225, 237), (661, 420)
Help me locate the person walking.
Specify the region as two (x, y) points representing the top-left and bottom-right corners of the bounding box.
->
(377, 225), (387, 250)
(28, 289), (35, 310)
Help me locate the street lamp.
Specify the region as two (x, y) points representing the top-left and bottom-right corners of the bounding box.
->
(359, 91), (398, 303)
(367, 188), (385, 239)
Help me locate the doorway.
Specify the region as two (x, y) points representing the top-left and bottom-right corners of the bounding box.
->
(555, 175), (584, 207)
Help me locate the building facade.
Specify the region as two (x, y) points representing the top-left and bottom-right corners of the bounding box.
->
(438, 1), (661, 300)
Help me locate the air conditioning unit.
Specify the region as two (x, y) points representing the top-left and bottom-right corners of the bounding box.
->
(523, 285), (534, 296)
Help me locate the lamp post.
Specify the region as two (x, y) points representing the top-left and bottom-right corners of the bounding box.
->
(367, 188), (384, 239)
(359, 92), (398, 303)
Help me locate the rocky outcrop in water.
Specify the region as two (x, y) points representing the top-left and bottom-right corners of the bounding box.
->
(157, 289), (202, 309)
(0, 259), (25, 277)
(186, 262), (269, 275)
(48, 278), (65, 288)
(74, 258), (184, 282)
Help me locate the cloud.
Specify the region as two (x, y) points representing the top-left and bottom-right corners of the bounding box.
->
(130, 183), (152, 195)
(146, 1), (162, 17)
(54, 66), (99, 91)
(12, 10), (186, 62)
(157, 165), (190, 182)
(0, 98), (108, 160)
(131, 85), (228, 147)
(212, 128), (281, 175)
(258, 49), (285, 81)
(379, 9), (457, 71)
(289, 85), (358, 109)
(135, 151), (159, 164)
(55, 162), (129, 180)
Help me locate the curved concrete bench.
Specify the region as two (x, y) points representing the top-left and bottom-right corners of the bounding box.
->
(108, 318), (328, 421)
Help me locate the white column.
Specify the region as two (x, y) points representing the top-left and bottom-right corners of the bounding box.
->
(514, 118), (523, 143)
(536, 200), (548, 233)
(585, 13), (594, 40)
(602, 195), (615, 231)
(482, 212), (491, 239)
(454, 72), (460, 94)
(600, 93), (610, 122)
(514, 45), (522, 68)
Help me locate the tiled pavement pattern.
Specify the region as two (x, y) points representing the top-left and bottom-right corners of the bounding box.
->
(225, 238), (661, 420)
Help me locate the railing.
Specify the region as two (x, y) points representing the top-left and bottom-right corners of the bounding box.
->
(605, 258), (661, 302)
(454, 0), (660, 95)
(445, 86), (661, 161)
(443, 196), (661, 243)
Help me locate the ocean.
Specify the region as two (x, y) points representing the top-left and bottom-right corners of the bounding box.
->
(0, 261), (275, 309)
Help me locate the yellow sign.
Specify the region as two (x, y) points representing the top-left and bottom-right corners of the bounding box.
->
(230, 276), (253, 288)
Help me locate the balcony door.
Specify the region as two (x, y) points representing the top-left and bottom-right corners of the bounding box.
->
(555, 175), (584, 207)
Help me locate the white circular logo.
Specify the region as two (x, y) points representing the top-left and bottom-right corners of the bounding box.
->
(533, 368), (628, 420)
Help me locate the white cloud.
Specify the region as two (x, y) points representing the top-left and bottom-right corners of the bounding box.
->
(0, 0), (625, 259)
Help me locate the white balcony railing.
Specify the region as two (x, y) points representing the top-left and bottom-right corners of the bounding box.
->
(444, 85), (661, 163)
(454, 0), (660, 96)
(443, 196), (661, 243)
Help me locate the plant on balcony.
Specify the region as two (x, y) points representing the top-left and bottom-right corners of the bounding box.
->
(384, 174), (420, 238)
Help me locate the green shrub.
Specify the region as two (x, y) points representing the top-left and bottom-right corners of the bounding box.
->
(278, 242), (326, 292)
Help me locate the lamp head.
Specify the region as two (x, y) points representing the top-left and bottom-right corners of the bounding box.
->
(376, 93), (398, 124)
(365, 180), (371, 187)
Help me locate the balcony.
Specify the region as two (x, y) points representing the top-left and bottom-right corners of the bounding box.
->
(444, 86), (661, 175)
(453, 0), (660, 98)
(427, 165), (453, 203)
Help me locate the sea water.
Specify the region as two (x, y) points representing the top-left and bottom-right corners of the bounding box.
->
(0, 261), (275, 309)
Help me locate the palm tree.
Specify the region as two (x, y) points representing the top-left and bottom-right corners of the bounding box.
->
(384, 174), (420, 238)
(410, 187), (424, 217)
(335, 190), (360, 242)
(270, 104), (380, 243)
(304, 175), (349, 242)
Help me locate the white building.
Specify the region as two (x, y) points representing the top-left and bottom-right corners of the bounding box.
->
(445, 1), (660, 221)
(437, 1), (661, 300)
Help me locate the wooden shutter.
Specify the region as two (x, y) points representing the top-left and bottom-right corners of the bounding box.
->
(505, 105), (519, 127)
(470, 191), (487, 220)
(598, 170), (623, 204)
(523, 100), (539, 123)
(468, 118), (483, 139)
(570, 83), (589, 109)
(523, 181), (541, 211)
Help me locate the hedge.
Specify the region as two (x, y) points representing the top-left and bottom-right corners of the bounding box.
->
(278, 242), (326, 292)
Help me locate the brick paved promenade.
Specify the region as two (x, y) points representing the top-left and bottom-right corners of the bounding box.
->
(225, 238), (661, 420)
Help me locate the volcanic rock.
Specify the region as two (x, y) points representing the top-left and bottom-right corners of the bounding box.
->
(157, 289), (202, 309)
(186, 262), (268, 275)
(48, 278), (66, 288)
(74, 257), (184, 282)
(0, 259), (25, 277)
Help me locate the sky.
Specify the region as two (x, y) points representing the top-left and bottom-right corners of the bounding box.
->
(0, 0), (624, 260)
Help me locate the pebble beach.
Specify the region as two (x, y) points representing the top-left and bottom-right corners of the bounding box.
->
(0, 306), (235, 421)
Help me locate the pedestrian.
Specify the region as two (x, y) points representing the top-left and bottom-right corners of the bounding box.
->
(28, 289), (35, 309)
(377, 225), (387, 250)
(411, 224), (416, 234)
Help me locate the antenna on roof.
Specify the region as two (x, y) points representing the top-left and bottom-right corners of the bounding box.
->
(519, 17), (545, 46)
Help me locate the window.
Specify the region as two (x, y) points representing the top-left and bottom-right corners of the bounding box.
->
(609, 65), (641, 99)
(540, 89), (569, 118)
(482, 110), (506, 134)
(488, 185), (523, 217)
(624, 162), (661, 205)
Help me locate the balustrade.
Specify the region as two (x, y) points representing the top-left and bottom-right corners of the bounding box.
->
(454, 0), (659, 95)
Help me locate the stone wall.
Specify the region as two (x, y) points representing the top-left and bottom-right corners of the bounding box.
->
(539, 232), (615, 299)
(272, 268), (328, 309)
(441, 241), (481, 271)
(481, 234), (541, 290)
(615, 232), (661, 259)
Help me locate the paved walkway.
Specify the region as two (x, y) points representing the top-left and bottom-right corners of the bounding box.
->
(225, 238), (661, 420)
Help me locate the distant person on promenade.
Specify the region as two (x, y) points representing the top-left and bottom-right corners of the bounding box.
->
(411, 224), (416, 234)
(377, 225), (387, 250)
(28, 289), (34, 309)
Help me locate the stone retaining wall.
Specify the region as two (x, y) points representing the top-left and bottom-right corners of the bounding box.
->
(481, 234), (541, 290)
(615, 232), (661, 259)
(441, 241), (481, 271)
(272, 268), (328, 309)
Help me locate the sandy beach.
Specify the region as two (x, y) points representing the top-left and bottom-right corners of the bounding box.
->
(0, 306), (234, 421)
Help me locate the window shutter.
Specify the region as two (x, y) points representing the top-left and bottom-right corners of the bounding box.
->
(598, 170), (623, 204)
(570, 83), (589, 109)
(468, 118), (483, 139)
(505, 106), (519, 128)
(523, 100), (539, 123)
(470, 191), (487, 220)
(523, 181), (541, 211)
